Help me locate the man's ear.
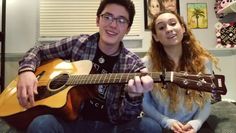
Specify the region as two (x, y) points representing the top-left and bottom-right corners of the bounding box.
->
(152, 34), (159, 42)
(126, 27), (131, 34)
(96, 17), (100, 27)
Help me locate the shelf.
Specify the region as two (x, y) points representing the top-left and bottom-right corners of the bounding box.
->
(208, 47), (236, 51)
(208, 47), (236, 56)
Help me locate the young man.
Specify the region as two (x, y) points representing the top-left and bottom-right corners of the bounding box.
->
(16, 0), (160, 132)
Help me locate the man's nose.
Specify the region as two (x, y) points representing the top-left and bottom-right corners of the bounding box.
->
(110, 19), (118, 27)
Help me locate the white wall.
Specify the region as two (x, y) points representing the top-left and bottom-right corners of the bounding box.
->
(4, 0), (236, 101)
(6, 0), (38, 53)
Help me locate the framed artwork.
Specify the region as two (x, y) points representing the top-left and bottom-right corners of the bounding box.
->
(144, 0), (180, 30)
(187, 3), (208, 29)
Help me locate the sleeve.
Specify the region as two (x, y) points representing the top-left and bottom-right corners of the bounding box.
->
(204, 59), (213, 74)
(142, 92), (178, 129)
(18, 36), (80, 73)
(187, 100), (211, 132)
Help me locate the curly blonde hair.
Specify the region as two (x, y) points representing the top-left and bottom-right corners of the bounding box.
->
(147, 10), (219, 112)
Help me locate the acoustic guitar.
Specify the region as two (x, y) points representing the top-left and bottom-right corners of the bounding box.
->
(0, 59), (227, 130)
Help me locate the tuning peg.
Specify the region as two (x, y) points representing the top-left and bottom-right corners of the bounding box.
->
(161, 84), (167, 89)
(200, 78), (207, 83)
(186, 89), (190, 95)
(197, 72), (202, 77)
(211, 83), (216, 89)
(183, 71), (188, 76)
(197, 81), (203, 86)
(199, 91), (203, 97)
(183, 79), (189, 85)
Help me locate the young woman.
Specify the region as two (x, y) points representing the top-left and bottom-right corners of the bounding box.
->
(142, 10), (219, 133)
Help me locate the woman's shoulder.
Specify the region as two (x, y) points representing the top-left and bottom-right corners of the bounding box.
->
(141, 55), (149, 62)
(141, 55), (152, 68)
(200, 56), (213, 74)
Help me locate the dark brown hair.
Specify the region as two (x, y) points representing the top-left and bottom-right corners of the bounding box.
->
(96, 0), (135, 27)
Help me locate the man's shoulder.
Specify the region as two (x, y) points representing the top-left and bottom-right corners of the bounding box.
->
(122, 48), (141, 60)
(73, 32), (98, 43)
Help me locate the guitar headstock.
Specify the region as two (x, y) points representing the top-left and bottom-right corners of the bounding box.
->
(169, 72), (227, 95)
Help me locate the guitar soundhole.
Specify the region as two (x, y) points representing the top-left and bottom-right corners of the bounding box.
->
(49, 74), (69, 90)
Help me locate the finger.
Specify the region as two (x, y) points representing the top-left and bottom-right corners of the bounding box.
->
(33, 80), (38, 94)
(127, 79), (135, 92)
(134, 76), (142, 93)
(16, 85), (25, 107)
(20, 86), (29, 108)
(140, 75), (153, 92)
(177, 121), (184, 128)
(140, 68), (148, 73)
(173, 123), (184, 133)
(27, 84), (35, 107)
(182, 123), (192, 131)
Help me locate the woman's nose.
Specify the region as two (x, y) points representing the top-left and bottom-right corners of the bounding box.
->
(166, 25), (173, 32)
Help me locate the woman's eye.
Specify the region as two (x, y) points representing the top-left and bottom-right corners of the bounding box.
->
(170, 22), (176, 26)
(158, 26), (165, 30)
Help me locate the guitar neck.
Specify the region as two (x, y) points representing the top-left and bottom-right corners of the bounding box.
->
(53, 71), (226, 95)
(66, 72), (173, 85)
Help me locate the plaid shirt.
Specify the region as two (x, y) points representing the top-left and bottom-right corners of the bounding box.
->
(19, 32), (145, 124)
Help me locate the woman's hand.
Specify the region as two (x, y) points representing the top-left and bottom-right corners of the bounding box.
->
(182, 123), (196, 133)
(170, 121), (184, 133)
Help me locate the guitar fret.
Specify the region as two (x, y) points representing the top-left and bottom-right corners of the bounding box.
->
(79, 75), (83, 84)
(103, 74), (107, 84)
(76, 75), (80, 85)
(113, 73), (117, 83)
(108, 74), (112, 83)
(85, 75), (89, 84)
(99, 74), (102, 84)
(93, 74), (97, 84)
(119, 73), (123, 83)
(126, 73), (130, 83)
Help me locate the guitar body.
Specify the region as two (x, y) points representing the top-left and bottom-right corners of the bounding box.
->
(0, 59), (95, 130)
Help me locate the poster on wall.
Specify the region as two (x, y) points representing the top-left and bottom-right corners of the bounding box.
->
(187, 3), (208, 29)
(144, 0), (180, 30)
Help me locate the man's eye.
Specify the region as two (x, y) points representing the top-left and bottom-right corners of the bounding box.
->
(118, 18), (126, 23)
(104, 15), (113, 21)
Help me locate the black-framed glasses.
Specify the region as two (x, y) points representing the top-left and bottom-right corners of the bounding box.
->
(100, 13), (129, 27)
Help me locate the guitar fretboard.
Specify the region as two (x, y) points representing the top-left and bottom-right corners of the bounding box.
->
(66, 72), (173, 85)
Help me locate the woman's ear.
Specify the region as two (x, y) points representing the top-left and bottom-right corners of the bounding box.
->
(182, 24), (186, 33)
(152, 34), (159, 42)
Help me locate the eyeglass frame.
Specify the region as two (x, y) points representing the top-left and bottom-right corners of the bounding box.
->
(99, 13), (130, 27)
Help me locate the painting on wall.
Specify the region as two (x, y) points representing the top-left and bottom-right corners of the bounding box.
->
(144, 0), (180, 30)
(187, 3), (208, 29)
